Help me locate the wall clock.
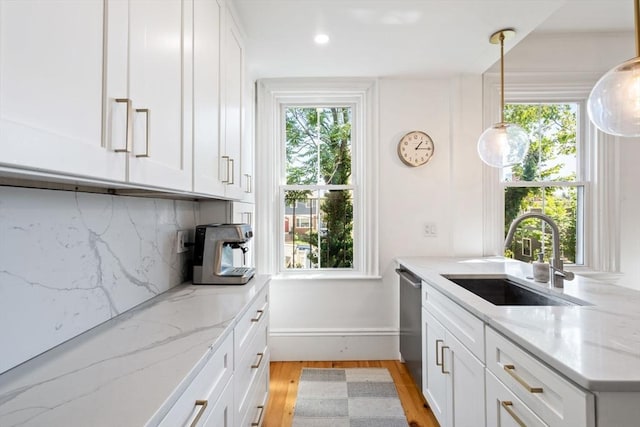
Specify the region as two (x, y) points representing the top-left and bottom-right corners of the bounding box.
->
(397, 130), (435, 167)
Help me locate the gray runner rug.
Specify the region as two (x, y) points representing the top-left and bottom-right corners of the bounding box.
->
(292, 367), (409, 427)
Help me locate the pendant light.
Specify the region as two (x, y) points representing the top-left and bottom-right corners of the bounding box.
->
(587, 0), (640, 137)
(477, 29), (530, 168)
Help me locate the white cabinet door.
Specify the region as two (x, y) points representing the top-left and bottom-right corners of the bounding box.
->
(240, 80), (255, 202)
(0, 0), (126, 181)
(126, 0), (193, 191)
(423, 307), (485, 427)
(219, 7), (245, 199)
(193, 0), (225, 196)
(201, 379), (234, 427)
(447, 330), (485, 427)
(423, 308), (448, 426)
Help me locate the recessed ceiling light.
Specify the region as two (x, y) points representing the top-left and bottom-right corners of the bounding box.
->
(314, 34), (330, 45)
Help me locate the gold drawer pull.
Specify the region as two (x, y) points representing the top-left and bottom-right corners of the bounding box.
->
(501, 401), (527, 427)
(228, 158), (235, 184)
(251, 405), (265, 426)
(251, 352), (265, 369)
(251, 309), (264, 322)
(135, 108), (150, 158)
(190, 399), (208, 427)
(114, 98), (132, 153)
(435, 339), (443, 367)
(504, 364), (543, 393)
(245, 174), (252, 193)
(441, 345), (450, 374)
(221, 156), (230, 183)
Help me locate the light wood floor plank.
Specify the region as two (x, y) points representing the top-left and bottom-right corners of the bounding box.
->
(262, 360), (440, 427)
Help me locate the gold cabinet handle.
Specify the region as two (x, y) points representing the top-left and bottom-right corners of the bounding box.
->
(221, 156), (230, 183)
(501, 401), (527, 427)
(245, 174), (252, 193)
(441, 345), (450, 374)
(135, 108), (150, 158)
(228, 158), (235, 184)
(503, 364), (543, 393)
(114, 98), (132, 153)
(251, 405), (265, 426)
(251, 352), (264, 369)
(190, 399), (208, 427)
(251, 309), (264, 322)
(435, 339), (443, 367)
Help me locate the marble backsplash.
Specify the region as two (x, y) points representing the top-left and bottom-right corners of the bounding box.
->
(0, 186), (199, 373)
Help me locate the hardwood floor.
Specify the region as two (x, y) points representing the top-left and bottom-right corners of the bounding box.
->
(262, 360), (440, 427)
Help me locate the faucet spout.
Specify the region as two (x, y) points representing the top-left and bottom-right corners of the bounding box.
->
(504, 211), (573, 288)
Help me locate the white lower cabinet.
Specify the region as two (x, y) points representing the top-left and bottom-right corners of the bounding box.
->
(422, 307), (485, 427)
(486, 327), (595, 427)
(154, 285), (269, 427)
(157, 332), (234, 426)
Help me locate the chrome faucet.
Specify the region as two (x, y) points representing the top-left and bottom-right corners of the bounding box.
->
(504, 211), (575, 288)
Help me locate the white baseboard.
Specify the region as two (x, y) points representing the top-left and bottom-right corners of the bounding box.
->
(269, 328), (400, 361)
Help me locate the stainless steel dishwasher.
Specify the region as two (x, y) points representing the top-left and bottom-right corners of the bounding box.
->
(397, 267), (422, 391)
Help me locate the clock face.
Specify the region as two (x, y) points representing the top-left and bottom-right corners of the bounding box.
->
(397, 131), (435, 167)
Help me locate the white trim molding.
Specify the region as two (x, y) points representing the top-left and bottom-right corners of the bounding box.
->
(255, 78), (379, 277)
(269, 327), (399, 361)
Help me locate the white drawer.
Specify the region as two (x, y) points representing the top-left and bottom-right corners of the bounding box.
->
(235, 310), (269, 418)
(200, 378), (234, 427)
(157, 332), (234, 427)
(238, 352), (270, 427)
(235, 286), (269, 359)
(486, 327), (595, 427)
(422, 280), (485, 362)
(486, 369), (548, 427)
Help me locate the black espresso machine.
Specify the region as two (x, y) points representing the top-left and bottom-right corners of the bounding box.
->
(193, 223), (255, 285)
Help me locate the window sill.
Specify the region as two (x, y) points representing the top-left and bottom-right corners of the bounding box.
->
(272, 273), (382, 281)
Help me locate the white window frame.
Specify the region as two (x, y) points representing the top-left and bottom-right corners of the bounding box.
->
(255, 78), (379, 278)
(482, 72), (620, 272)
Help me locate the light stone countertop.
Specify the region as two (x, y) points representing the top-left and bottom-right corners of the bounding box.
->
(396, 256), (640, 392)
(0, 275), (271, 427)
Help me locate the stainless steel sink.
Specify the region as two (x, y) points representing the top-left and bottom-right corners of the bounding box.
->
(442, 275), (583, 306)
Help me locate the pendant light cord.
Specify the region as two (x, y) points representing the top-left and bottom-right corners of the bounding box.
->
(500, 31), (505, 124)
(633, 0), (640, 56)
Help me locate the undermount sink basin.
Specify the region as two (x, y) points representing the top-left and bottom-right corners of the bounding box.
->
(442, 275), (582, 306)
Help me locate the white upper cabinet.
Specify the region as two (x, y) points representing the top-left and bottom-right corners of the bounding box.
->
(220, 7), (245, 199)
(0, 0), (250, 197)
(118, 0), (193, 191)
(193, 0), (225, 196)
(0, 0), (125, 181)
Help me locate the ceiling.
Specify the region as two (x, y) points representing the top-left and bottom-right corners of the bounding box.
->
(231, 0), (634, 79)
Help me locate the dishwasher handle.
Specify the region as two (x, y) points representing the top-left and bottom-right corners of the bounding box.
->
(396, 268), (422, 289)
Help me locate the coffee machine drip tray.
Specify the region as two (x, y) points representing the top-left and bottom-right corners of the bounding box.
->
(209, 267), (256, 285)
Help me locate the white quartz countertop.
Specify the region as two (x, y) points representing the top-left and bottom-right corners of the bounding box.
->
(0, 275), (271, 427)
(396, 256), (640, 392)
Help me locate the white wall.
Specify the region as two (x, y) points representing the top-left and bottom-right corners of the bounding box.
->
(269, 76), (485, 360)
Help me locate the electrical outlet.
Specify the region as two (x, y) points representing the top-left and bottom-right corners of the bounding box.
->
(424, 222), (437, 238)
(176, 230), (188, 253)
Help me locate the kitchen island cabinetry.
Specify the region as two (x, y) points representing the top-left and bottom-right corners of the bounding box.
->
(399, 256), (640, 427)
(422, 281), (485, 427)
(0, 276), (271, 427)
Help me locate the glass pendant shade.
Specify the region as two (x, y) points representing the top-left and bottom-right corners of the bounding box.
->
(477, 122), (530, 168)
(587, 57), (640, 137)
